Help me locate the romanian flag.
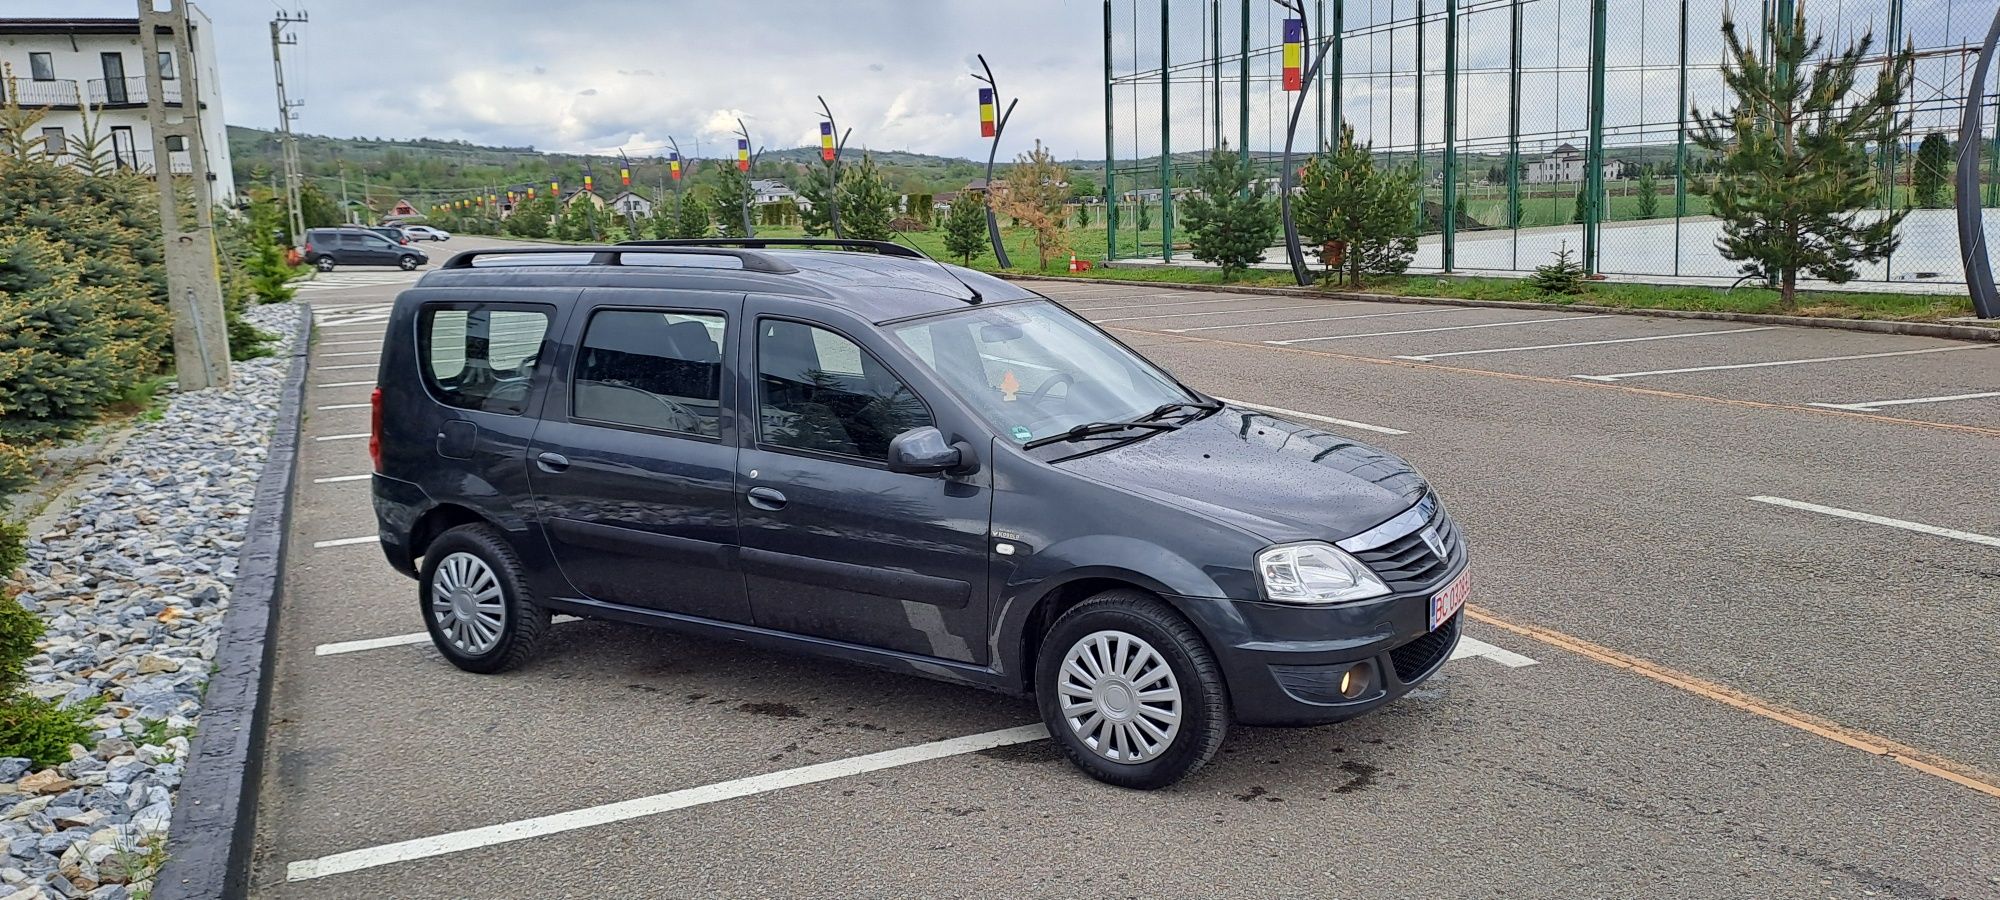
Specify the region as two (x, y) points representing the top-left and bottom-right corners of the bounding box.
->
(507, 191), (516, 203)
(527, 187), (535, 200)
(669, 153), (682, 181)
(1282, 18), (1304, 91)
(979, 88), (996, 137)
(551, 180), (560, 197)
(488, 193), (497, 205)
(583, 170), (594, 193)
(736, 139), (750, 171)
(820, 122), (836, 162)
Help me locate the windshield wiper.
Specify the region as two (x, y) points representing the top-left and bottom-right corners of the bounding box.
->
(1022, 420), (1178, 450)
(1141, 398), (1223, 422)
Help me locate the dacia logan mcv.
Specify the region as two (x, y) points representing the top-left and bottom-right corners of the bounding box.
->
(369, 240), (1469, 788)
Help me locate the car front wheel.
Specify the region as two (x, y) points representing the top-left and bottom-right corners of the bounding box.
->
(1034, 589), (1229, 789)
(418, 523), (549, 674)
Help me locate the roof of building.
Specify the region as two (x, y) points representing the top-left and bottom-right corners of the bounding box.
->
(0, 17), (190, 35)
(420, 243), (1039, 324)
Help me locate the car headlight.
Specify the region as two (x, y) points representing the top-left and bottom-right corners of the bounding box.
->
(1256, 542), (1391, 604)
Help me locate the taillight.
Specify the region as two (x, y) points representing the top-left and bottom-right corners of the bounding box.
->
(303, 241), (313, 254)
(368, 387), (384, 472)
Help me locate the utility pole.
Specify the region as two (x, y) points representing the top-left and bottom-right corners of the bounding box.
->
(138, 0), (230, 389)
(271, 10), (308, 246)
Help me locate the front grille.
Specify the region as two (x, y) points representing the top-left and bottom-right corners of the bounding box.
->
(1352, 512), (1461, 592)
(1390, 613), (1460, 683)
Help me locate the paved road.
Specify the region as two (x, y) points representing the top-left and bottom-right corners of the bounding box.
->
(248, 237), (2000, 899)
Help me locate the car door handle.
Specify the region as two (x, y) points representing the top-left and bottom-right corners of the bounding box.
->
(535, 452), (570, 473)
(746, 486), (787, 511)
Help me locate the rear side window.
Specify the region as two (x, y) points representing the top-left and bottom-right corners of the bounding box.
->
(757, 319), (930, 460)
(419, 306), (551, 415)
(573, 309), (726, 438)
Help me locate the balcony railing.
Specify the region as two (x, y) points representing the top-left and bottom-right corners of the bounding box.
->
(44, 146), (194, 175)
(1, 78), (81, 107)
(87, 77), (181, 107)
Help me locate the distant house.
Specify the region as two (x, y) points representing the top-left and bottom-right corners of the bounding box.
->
(607, 190), (653, 218)
(390, 198), (417, 217)
(751, 179), (799, 207)
(1525, 143), (1622, 184)
(562, 189), (606, 210)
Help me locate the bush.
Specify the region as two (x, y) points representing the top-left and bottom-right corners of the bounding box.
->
(1530, 244), (1589, 295)
(0, 597), (41, 688)
(0, 697), (96, 768)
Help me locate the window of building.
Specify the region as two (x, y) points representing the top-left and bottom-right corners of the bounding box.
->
(757, 320), (930, 460)
(28, 53), (54, 81)
(419, 306), (551, 415)
(573, 310), (727, 437)
(41, 127), (64, 156)
(157, 51), (176, 80)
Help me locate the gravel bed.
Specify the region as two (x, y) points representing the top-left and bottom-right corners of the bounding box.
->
(0, 302), (305, 900)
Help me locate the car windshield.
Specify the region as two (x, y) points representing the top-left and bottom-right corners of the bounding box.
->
(889, 299), (1195, 447)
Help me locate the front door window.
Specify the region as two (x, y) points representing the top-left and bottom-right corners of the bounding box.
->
(756, 320), (930, 461)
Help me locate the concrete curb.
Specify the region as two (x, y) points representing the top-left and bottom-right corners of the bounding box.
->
(999, 273), (2000, 343)
(152, 301), (314, 900)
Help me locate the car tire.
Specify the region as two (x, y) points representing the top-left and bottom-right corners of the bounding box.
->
(1034, 588), (1229, 789)
(398, 255), (420, 271)
(315, 256), (336, 272)
(417, 523), (549, 674)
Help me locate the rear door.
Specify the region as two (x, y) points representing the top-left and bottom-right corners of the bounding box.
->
(526, 288), (751, 623)
(733, 297), (993, 664)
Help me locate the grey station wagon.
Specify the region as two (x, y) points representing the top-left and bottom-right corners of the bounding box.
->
(368, 240), (1469, 788)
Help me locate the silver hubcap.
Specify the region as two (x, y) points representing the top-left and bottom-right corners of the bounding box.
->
(1057, 630), (1182, 764)
(430, 552), (505, 655)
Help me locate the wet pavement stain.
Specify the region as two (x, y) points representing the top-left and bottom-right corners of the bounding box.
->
(1333, 761), (1380, 794)
(1236, 785), (1269, 802)
(738, 701), (807, 718)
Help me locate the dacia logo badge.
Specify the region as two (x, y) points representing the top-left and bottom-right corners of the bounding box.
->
(1419, 526), (1448, 558)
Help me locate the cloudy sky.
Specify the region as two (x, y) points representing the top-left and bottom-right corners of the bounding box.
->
(23, 0), (1117, 160)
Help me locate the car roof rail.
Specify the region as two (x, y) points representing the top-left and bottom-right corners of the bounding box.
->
(438, 246), (799, 275)
(618, 237), (927, 260)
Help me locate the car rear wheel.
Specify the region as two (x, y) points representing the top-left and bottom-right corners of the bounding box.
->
(315, 255), (336, 272)
(418, 523), (548, 674)
(1034, 589), (1228, 789)
(398, 255), (420, 271)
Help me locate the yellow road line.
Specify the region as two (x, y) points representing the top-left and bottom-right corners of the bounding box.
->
(1464, 605), (2000, 801)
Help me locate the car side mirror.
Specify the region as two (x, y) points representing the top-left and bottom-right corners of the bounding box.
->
(887, 426), (974, 475)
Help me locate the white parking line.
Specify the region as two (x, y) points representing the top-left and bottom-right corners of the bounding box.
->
(1807, 391), (2000, 412)
(1269, 314), (1611, 345)
(1748, 496), (2000, 549)
(1091, 303), (1342, 323)
(316, 380), (376, 388)
(1393, 326), (1776, 361)
(317, 363), (378, 371)
(316, 403), (369, 411)
(1572, 345), (1992, 382)
(285, 723), (1052, 882)
(314, 433), (369, 442)
(315, 616), (582, 656)
(312, 474), (372, 484)
(1168, 307), (1467, 333)
(1070, 294), (1269, 313)
(1451, 636), (1538, 667)
(322, 350), (380, 358)
(320, 339), (381, 347)
(1216, 397), (1409, 435)
(311, 536), (379, 549)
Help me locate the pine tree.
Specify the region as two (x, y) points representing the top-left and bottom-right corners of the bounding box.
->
(1572, 187), (1587, 225)
(1529, 242), (1588, 295)
(942, 196), (987, 266)
(1636, 167), (1660, 219)
(554, 197), (597, 241)
(504, 196), (554, 239)
(674, 192), (712, 239)
(1294, 126), (1419, 287)
(838, 154), (897, 242)
(1177, 142), (1278, 279)
(711, 163), (755, 238)
(1135, 198), (1152, 233)
(1691, 10), (1912, 308)
(1913, 132), (1950, 209)
(797, 164), (838, 236)
(1075, 203), (1092, 229)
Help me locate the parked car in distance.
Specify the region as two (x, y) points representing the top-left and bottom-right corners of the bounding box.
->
(403, 225), (450, 242)
(369, 239), (1468, 789)
(357, 225), (411, 245)
(302, 227), (428, 272)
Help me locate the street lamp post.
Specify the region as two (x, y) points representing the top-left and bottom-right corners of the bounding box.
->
(973, 54), (1018, 268)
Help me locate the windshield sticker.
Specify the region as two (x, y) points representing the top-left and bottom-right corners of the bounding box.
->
(999, 370), (1020, 402)
(1010, 425), (1033, 442)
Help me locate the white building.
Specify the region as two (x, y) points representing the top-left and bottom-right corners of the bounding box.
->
(752, 179), (799, 207)
(0, 11), (234, 199)
(607, 190), (653, 218)
(1525, 142), (1620, 185)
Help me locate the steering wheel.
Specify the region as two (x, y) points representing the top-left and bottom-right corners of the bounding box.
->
(1022, 373), (1074, 408)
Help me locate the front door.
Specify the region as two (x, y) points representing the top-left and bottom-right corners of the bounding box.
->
(527, 289), (750, 623)
(734, 306), (992, 664)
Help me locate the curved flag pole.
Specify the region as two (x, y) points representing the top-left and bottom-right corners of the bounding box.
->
(1957, 9), (2000, 319)
(734, 118), (762, 238)
(818, 96), (853, 239)
(1277, 1), (1333, 287)
(666, 136), (686, 225)
(974, 54), (1016, 268)
(617, 150), (638, 235)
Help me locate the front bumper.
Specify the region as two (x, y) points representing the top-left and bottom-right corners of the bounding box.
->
(1165, 569), (1465, 727)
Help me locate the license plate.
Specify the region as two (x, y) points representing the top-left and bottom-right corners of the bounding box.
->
(1429, 568), (1471, 630)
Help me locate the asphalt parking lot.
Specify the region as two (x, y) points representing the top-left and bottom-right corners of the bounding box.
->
(247, 238), (2000, 898)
